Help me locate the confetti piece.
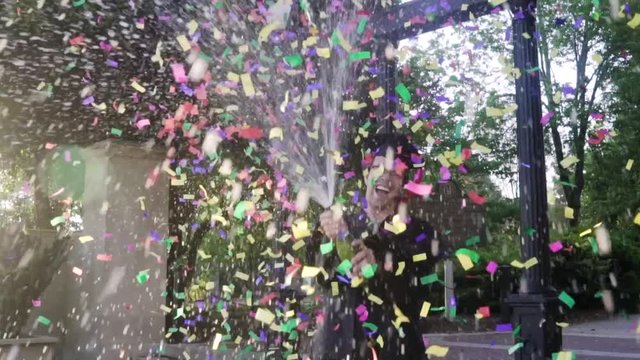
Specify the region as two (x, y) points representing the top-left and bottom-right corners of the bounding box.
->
(284, 54), (303, 68)
(412, 253), (427, 262)
(269, 127), (284, 140)
(456, 253), (474, 270)
(136, 270), (150, 284)
(131, 81), (146, 93)
(72, 267), (83, 276)
(255, 308), (276, 325)
(559, 291), (576, 309)
(337, 259), (353, 275)
(541, 112), (554, 126)
(176, 35), (191, 51)
(425, 345), (449, 357)
(560, 155), (579, 168)
(477, 306), (490, 318)
(50, 216), (65, 227)
(524, 257), (538, 269)
(234, 271), (250, 281)
(496, 323), (513, 332)
(395, 261), (405, 276)
(301, 266), (321, 278)
(510, 260), (525, 269)
(634, 212), (640, 225)
(404, 182), (432, 196)
(420, 273), (439, 285)
(343, 100), (365, 111)
(37, 316), (51, 326)
(240, 73), (256, 97)
(470, 141), (491, 154)
(486, 261), (498, 274)
(349, 51), (371, 62)
(553, 351), (576, 360)
(467, 191), (486, 205)
(564, 207), (574, 219)
(625, 159), (634, 170)
(420, 301), (431, 317)
(369, 87), (385, 100)
(320, 241), (334, 255)
(627, 13), (640, 29)
(395, 83), (411, 103)
(549, 241), (564, 253)
(316, 48), (331, 58)
(508, 342), (524, 355)
(361, 263), (377, 279)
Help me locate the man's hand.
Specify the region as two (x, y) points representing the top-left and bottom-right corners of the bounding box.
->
(319, 210), (347, 239)
(351, 239), (376, 278)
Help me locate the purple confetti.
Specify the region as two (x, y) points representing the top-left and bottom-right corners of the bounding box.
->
(496, 323), (513, 332)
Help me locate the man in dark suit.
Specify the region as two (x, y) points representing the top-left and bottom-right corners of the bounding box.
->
(308, 133), (450, 359)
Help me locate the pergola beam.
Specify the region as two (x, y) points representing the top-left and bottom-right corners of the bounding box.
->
(372, 0), (499, 41)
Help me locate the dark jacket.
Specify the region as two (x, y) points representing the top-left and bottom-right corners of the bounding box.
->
(307, 211), (450, 360)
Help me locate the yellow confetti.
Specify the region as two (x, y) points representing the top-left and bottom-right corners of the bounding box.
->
(471, 141), (491, 154)
(131, 81), (146, 93)
(510, 260), (525, 269)
(556, 351), (574, 360)
(227, 72), (240, 82)
(419, 301), (431, 318)
(412, 253), (427, 262)
(524, 257), (539, 269)
(556, 322), (570, 328)
(591, 52), (603, 64)
(295, 165), (305, 175)
(410, 120), (423, 133)
(580, 228), (592, 237)
(343, 100), (365, 111)
(564, 207), (575, 219)
(269, 127), (284, 140)
(186, 20), (198, 35)
(395, 261), (406, 276)
(255, 308), (275, 325)
(316, 47), (331, 58)
(234, 271), (250, 281)
(301, 266), (321, 278)
(486, 107), (503, 117)
(625, 159), (634, 170)
(78, 235), (94, 244)
(634, 212), (640, 225)
(369, 87), (385, 100)
(176, 34), (191, 52)
(331, 281), (339, 296)
(240, 73), (255, 97)
(212, 333), (223, 350)
(426, 345), (449, 357)
(367, 294), (383, 305)
(457, 253), (474, 271)
(259, 21), (284, 42)
(292, 240), (305, 251)
(560, 155), (579, 168)
(627, 13), (640, 29)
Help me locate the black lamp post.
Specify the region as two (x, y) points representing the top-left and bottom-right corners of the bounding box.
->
(506, 0), (562, 358)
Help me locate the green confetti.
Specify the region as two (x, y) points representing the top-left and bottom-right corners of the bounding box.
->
(320, 241), (334, 255)
(357, 18), (368, 34)
(349, 51), (371, 62)
(111, 128), (123, 136)
(455, 143), (462, 157)
(594, 291), (603, 298)
(454, 120), (465, 139)
(420, 273), (439, 285)
(395, 83), (411, 103)
(50, 216), (65, 227)
(430, 306), (445, 312)
(136, 270), (149, 284)
(559, 291), (575, 309)
(72, 0), (86, 7)
(508, 342), (524, 355)
(465, 235), (481, 246)
(525, 66), (540, 74)
(588, 236), (599, 254)
(361, 263), (377, 279)
(525, 227), (537, 236)
(233, 201), (249, 219)
(37, 316), (51, 326)
(363, 322), (378, 332)
(449, 306), (457, 318)
(337, 259), (352, 275)
(552, 352), (576, 360)
(512, 324), (521, 337)
(284, 54), (303, 68)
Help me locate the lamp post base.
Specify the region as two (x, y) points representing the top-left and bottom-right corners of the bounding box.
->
(506, 293), (562, 359)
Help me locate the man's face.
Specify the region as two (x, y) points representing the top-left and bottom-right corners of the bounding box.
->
(365, 154), (404, 216)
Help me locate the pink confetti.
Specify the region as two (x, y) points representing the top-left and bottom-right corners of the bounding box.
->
(468, 191), (486, 205)
(486, 261), (498, 274)
(45, 143), (57, 150)
(96, 254), (113, 262)
(32, 299), (42, 307)
(439, 166), (451, 182)
(404, 182), (433, 196)
(72, 267), (83, 276)
(136, 119), (151, 129)
(549, 241), (563, 253)
(540, 112), (554, 126)
(171, 63), (188, 83)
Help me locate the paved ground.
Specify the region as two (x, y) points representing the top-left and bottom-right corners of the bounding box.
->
(427, 317), (640, 359)
(146, 317), (640, 359)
